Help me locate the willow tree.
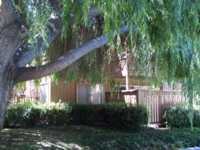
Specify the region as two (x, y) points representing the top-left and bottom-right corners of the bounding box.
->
(0, 0), (199, 129)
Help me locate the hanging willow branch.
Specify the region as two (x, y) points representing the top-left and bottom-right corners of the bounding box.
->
(16, 26), (129, 82)
(13, 0), (200, 100)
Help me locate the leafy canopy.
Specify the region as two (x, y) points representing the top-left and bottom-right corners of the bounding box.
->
(14, 0), (200, 93)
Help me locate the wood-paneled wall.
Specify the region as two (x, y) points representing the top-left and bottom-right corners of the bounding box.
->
(51, 80), (76, 103)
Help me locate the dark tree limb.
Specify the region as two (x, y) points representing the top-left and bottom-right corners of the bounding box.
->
(15, 16), (62, 67)
(15, 6), (101, 68)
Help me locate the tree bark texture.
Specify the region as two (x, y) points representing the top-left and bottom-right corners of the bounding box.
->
(0, 0), (22, 129)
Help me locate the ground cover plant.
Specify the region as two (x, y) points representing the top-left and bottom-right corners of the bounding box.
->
(0, 126), (200, 150)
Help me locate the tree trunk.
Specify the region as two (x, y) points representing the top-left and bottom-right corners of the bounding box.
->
(0, 73), (12, 129)
(0, 0), (23, 129)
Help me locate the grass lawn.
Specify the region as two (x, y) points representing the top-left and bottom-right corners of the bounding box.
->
(0, 126), (200, 150)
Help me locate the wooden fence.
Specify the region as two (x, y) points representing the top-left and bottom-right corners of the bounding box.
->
(105, 89), (185, 123)
(137, 89), (185, 123)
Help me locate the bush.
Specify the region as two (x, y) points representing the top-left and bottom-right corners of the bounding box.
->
(46, 107), (71, 126)
(193, 110), (200, 127)
(5, 101), (148, 129)
(71, 104), (148, 129)
(5, 101), (72, 128)
(5, 101), (36, 127)
(165, 106), (200, 128)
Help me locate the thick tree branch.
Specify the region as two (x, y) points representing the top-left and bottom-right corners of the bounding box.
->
(15, 16), (61, 67)
(15, 6), (101, 68)
(16, 26), (129, 82)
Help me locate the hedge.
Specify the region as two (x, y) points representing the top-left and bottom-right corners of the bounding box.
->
(5, 101), (71, 127)
(71, 104), (148, 129)
(5, 101), (148, 129)
(164, 106), (200, 128)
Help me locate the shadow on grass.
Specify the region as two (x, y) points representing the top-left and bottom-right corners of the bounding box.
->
(0, 126), (200, 150)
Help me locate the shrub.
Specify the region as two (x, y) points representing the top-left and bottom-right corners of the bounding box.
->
(5, 101), (148, 129)
(5, 101), (36, 127)
(193, 111), (200, 127)
(165, 106), (200, 128)
(5, 101), (72, 128)
(165, 106), (190, 128)
(45, 104), (71, 126)
(71, 104), (148, 129)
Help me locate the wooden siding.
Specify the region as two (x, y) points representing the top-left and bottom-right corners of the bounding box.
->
(51, 81), (105, 104)
(51, 80), (76, 103)
(76, 83), (105, 104)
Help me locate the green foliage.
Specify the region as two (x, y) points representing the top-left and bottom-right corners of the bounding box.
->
(5, 101), (147, 129)
(71, 104), (148, 129)
(15, 0), (200, 83)
(165, 105), (200, 128)
(45, 103), (72, 126)
(2, 127), (200, 149)
(14, 0), (51, 47)
(5, 101), (72, 127)
(165, 105), (190, 128)
(5, 101), (36, 127)
(14, 1), (200, 119)
(194, 110), (200, 127)
(15, 82), (26, 91)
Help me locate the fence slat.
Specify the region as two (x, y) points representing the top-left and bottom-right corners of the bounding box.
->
(138, 89), (185, 123)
